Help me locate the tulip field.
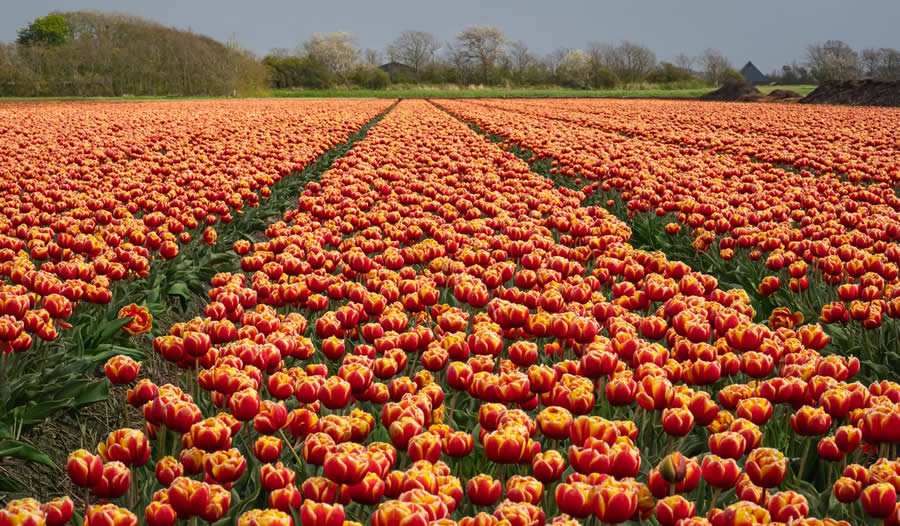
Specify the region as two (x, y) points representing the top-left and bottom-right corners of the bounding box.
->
(2, 98), (900, 526)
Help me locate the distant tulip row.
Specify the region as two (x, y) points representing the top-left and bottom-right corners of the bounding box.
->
(434, 99), (900, 357)
(0, 99), (392, 354)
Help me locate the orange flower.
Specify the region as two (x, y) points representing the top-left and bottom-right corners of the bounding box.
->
(745, 447), (787, 489)
(118, 303), (152, 335)
(84, 504), (138, 526)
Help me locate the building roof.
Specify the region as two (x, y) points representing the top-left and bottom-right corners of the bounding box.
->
(740, 61), (769, 83)
(378, 61), (412, 72)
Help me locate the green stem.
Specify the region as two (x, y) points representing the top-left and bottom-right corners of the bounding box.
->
(797, 439), (811, 477)
(707, 487), (722, 518)
(122, 396), (130, 429)
(158, 424), (167, 459)
(280, 429), (303, 468)
(447, 390), (460, 425)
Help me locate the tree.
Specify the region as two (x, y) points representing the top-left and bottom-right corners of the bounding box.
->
(17, 13), (69, 46)
(507, 40), (536, 84)
(585, 41), (655, 85)
(386, 30), (438, 81)
(769, 62), (814, 84)
(350, 66), (390, 89)
(443, 42), (471, 84)
(674, 53), (694, 71)
(860, 47), (900, 79)
(806, 40), (859, 82)
(721, 68), (745, 84)
(557, 49), (592, 88)
(545, 47), (570, 84)
(264, 54), (335, 89)
(363, 49), (380, 67)
(5, 11), (269, 96)
(699, 48), (731, 86)
(301, 32), (359, 84)
(455, 25), (505, 84)
(617, 41), (656, 85)
(648, 62), (697, 85)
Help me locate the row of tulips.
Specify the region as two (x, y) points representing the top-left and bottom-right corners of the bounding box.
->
(0, 99), (393, 345)
(433, 98), (900, 367)
(476, 98), (900, 185)
(0, 99), (395, 489)
(5, 99), (897, 525)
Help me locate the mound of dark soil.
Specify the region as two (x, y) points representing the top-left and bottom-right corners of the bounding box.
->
(800, 79), (900, 107)
(698, 81), (762, 102)
(766, 89), (801, 100)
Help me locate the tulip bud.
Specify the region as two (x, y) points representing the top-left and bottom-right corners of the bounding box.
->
(467, 474), (502, 506)
(532, 449), (566, 483)
(168, 477), (210, 517)
(84, 504), (138, 526)
(745, 447), (787, 489)
(155, 456), (183, 487)
(594, 480), (639, 524)
(862, 482), (897, 519)
(766, 490), (809, 523)
(701, 455), (741, 489)
(658, 452), (688, 484)
(203, 448), (247, 484)
(554, 482), (593, 518)
(656, 495), (696, 526)
(67, 449), (103, 487)
(42, 496), (74, 526)
(299, 501), (345, 526)
(237, 509), (293, 526)
(269, 484), (303, 513)
(104, 355), (140, 384)
(91, 461), (131, 499)
(832, 476), (862, 503)
(145, 502), (178, 526)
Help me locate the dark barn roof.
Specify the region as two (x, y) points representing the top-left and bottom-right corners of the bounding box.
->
(378, 61), (412, 73)
(740, 61), (769, 84)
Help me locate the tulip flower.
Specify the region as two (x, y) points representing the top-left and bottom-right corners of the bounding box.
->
(84, 504), (138, 526)
(745, 447), (787, 489)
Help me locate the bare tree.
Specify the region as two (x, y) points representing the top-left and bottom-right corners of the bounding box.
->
(860, 47), (900, 79)
(301, 32), (359, 84)
(586, 41), (620, 72)
(699, 48), (731, 86)
(507, 40), (535, 84)
(545, 47), (571, 83)
(674, 53), (694, 71)
(617, 41), (656, 84)
(806, 40), (859, 82)
(455, 25), (505, 84)
(386, 30), (438, 81)
(585, 41), (655, 85)
(444, 42), (471, 84)
(363, 48), (379, 67)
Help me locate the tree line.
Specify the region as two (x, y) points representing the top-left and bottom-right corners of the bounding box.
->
(2, 13), (898, 96)
(0, 12), (268, 97)
(266, 28), (739, 90)
(768, 41), (900, 84)
(262, 29), (900, 91)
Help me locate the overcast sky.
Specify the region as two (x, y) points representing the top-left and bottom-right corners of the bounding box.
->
(2, 0), (897, 74)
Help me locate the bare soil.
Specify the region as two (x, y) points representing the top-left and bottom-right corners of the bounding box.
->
(800, 79), (900, 107)
(698, 81), (763, 102)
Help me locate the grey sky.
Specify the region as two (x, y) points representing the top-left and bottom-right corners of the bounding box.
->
(2, 0), (897, 74)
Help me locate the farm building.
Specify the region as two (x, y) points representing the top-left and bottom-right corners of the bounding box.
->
(740, 61), (769, 84)
(379, 61), (414, 81)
